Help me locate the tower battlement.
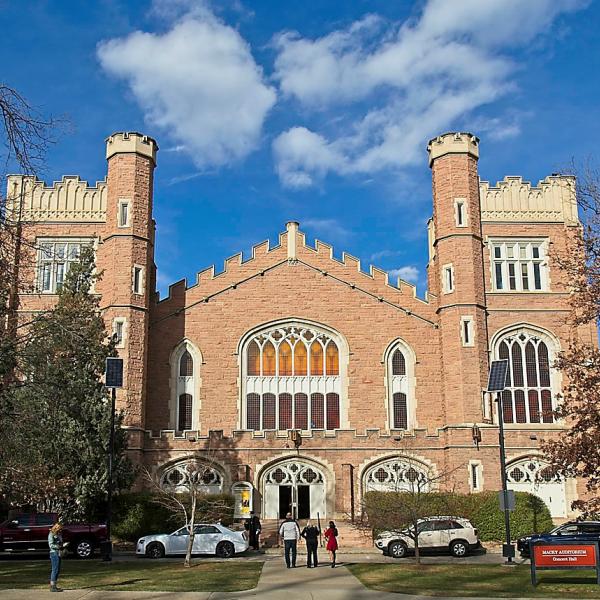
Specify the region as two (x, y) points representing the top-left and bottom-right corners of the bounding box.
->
(106, 131), (158, 164)
(427, 131), (479, 166)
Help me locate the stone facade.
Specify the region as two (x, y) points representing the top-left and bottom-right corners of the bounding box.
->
(7, 130), (594, 524)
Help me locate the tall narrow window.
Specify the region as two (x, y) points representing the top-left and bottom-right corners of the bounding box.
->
(133, 266), (144, 294)
(112, 318), (126, 347)
(178, 394), (192, 431)
(279, 393), (292, 430)
(326, 393), (340, 429)
(496, 330), (556, 424)
(455, 199), (467, 227)
(247, 341), (260, 375)
(294, 343), (307, 375)
(279, 341), (292, 376)
(118, 200), (130, 227)
(179, 350), (193, 376)
(443, 264), (454, 293)
(263, 393), (276, 429)
(461, 316), (474, 347)
(311, 393), (324, 428)
(310, 342), (324, 375)
(263, 341), (276, 376)
(392, 392), (407, 429)
(326, 342), (339, 375)
(246, 394), (260, 430)
(386, 340), (415, 431)
(173, 342), (199, 433)
(294, 393), (308, 429)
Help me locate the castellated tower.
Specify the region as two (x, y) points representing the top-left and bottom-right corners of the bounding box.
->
(427, 132), (489, 424)
(99, 132), (158, 446)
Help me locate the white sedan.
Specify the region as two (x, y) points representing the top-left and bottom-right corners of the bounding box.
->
(136, 524), (249, 559)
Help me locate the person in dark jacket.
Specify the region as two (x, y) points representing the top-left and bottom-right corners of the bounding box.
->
(245, 512), (262, 551)
(301, 520), (321, 568)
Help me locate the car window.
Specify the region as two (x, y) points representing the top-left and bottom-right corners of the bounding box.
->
(449, 521), (464, 530)
(433, 520), (452, 531)
(173, 527), (188, 536)
(579, 524), (600, 534)
(11, 514), (32, 527)
(556, 525), (578, 536)
(417, 521), (436, 533)
(195, 525), (220, 535)
(34, 514), (56, 526)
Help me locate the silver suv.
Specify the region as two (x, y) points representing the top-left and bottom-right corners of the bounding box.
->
(374, 516), (480, 558)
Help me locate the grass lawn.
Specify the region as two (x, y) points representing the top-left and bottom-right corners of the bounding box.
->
(347, 563), (600, 598)
(0, 559), (263, 592)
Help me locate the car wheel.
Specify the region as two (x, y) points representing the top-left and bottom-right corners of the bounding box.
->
(450, 540), (469, 558)
(216, 541), (235, 559)
(146, 542), (165, 559)
(388, 541), (408, 559)
(74, 538), (94, 559)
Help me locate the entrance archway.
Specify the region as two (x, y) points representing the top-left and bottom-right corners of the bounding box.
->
(261, 460), (327, 519)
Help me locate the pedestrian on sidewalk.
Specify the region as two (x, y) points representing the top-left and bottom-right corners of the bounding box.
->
(48, 522), (64, 592)
(301, 520), (321, 568)
(324, 520), (338, 568)
(245, 511), (262, 551)
(279, 512), (300, 568)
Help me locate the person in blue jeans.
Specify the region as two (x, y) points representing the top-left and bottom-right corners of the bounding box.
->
(279, 513), (300, 568)
(48, 522), (64, 592)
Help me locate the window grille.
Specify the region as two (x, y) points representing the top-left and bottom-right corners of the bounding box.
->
(179, 351), (193, 376)
(294, 393), (308, 430)
(497, 331), (555, 424)
(326, 393), (340, 429)
(178, 393), (193, 431)
(246, 393), (261, 430)
(311, 393), (324, 429)
(490, 240), (547, 292)
(279, 393), (293, 430)
(392, 392), (408, 429)
(392, 350), (406, 375)
(263, 393), (276, 429)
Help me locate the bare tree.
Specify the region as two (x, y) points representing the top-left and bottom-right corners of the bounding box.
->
(144, 455), (233, 567)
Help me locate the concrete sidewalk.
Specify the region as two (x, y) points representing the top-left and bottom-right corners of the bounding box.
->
(0, 558), (555, 600)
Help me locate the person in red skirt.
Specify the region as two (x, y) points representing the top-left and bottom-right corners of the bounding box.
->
(324, 520), (338, 568)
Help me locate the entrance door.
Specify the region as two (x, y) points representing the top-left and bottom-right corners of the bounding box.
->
(297, 485), (310, 519)
(279, 485), (292, 518)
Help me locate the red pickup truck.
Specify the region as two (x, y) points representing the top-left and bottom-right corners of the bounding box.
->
(0, 513), (107, 558)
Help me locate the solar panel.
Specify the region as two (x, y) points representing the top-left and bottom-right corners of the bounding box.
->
(487, 359), (509, 392)
(105, 357), (124, 388)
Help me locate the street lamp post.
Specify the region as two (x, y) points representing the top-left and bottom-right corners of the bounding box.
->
(103, 357), (123, 562)
(486, 359), (515, 565)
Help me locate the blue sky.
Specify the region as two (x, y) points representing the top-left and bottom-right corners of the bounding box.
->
(2, 0), (599, 297)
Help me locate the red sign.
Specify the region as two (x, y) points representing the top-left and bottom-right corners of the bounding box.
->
(533, 544), (597, 567)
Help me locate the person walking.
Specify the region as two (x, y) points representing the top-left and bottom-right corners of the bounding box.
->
(301, 520), (321, 568)
(48, 522), (64, 592)
(279, 512), (300, 568)
(324, 520), (339, 568)
(247, 512), (262, 551)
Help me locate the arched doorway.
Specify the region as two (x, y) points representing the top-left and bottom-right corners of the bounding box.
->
(506, 457), (566, 518)
(261, 460), (327, 519)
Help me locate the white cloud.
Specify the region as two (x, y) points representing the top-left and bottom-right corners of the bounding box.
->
(272, 0), (587, 186)
(98, 5), (276, 168)
(388, 266), (419, 284)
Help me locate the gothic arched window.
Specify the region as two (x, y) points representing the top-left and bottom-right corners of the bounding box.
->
(242, 322), (345, 431)
(171, 341), (200, 432)
(495, 328), (558, 424)
(385, 340), (416, 430)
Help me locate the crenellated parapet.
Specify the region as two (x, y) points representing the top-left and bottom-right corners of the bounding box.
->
(5, 175), (107, 223)
(480, 175), (578, 224)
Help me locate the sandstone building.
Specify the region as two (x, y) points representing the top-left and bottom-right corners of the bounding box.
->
(6, 131), (594, 529)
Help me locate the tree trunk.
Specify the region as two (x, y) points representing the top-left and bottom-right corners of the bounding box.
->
(414, 537), (421, 564)
(184, 494), (197, 567)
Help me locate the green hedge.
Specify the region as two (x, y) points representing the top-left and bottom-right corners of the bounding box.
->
(112, 492), (235, 542)
(364, 490), (553, 542)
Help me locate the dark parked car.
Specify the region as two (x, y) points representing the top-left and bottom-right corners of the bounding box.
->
(517, 521), (600, 557)
(0, 512), (108, 559)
